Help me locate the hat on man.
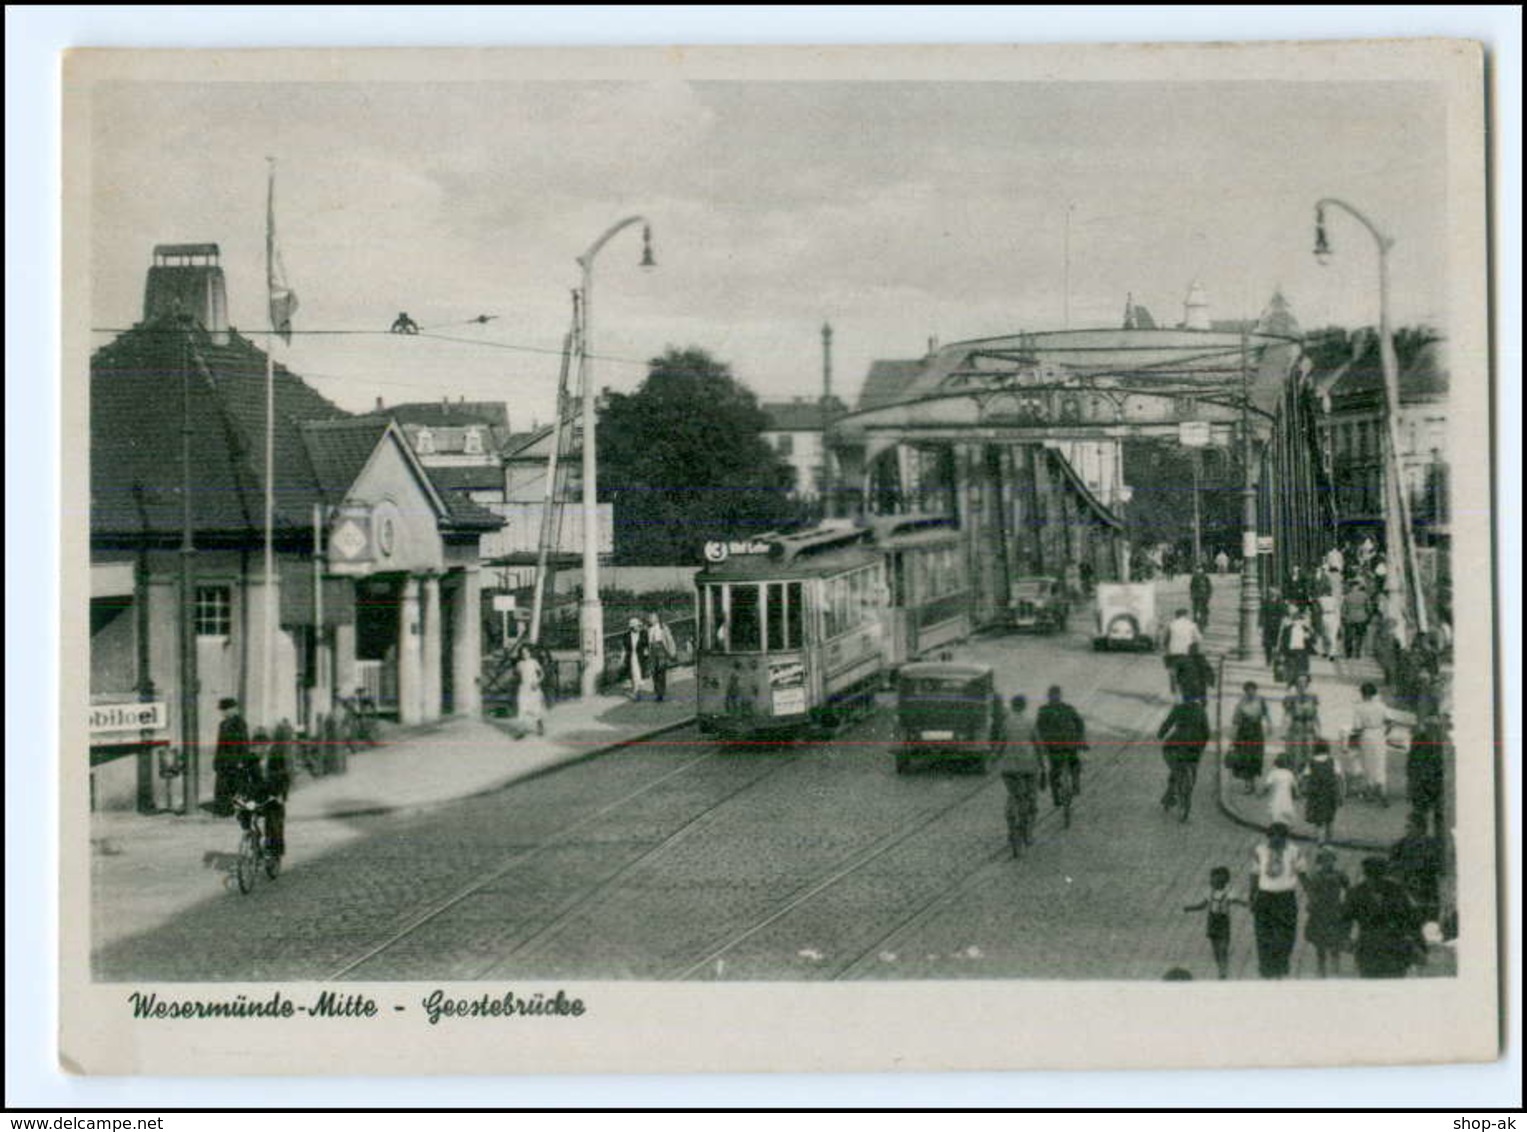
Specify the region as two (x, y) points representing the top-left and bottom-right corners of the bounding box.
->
(629, 617), (643, 629)
(218, 697), (238, 710)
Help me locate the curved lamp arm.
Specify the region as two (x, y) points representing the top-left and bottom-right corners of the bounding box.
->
(578, 215), (654, 270)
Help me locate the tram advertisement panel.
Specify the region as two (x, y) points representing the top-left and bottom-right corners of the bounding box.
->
(768, 660), (806, 716)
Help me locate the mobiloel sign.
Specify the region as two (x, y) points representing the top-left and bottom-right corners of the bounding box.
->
(89, 702), (167, 735)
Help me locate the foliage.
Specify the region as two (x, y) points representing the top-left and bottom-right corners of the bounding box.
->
(597, 347), (798, 564)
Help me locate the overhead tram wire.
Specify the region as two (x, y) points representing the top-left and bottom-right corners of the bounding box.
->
(88, 324), (651, 368)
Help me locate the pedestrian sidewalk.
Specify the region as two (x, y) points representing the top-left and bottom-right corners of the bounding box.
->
(89, 669), (697, 955)
(1185, 579), (1414, 851)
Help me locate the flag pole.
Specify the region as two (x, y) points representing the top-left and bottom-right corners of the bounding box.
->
(263, 157), (278, 731)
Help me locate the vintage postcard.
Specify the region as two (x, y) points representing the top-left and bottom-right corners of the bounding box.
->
(60, 40), (1499, 1076)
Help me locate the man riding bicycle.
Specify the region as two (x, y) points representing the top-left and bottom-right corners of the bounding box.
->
(1157, 696), (1211, 821)
(996, 694), (1046, 850)
(1034, 685), (1087, 808)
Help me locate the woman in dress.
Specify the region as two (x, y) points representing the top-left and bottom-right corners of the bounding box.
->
(1350, 682), (1393, 806)
(1248, 822), (1304, 979)
(1302, 738), (1343, 845)
(621, 617), (650, 701)
(1228, 680), (1271, 794)
(1300, 847), (1352, 978)
(1263, 754), (1300, 828)
(514, 647), (546, 737)
(1282, 673), (1321, 775)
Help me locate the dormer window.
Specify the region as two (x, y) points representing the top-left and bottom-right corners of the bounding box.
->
(464, 428), (483, 455)
(416, 428), (435, 455)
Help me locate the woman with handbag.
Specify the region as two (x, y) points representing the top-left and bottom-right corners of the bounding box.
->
(1227, 681), (1271, 794)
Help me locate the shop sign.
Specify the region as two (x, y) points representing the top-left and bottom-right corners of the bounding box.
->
(90, 701), (167, 736)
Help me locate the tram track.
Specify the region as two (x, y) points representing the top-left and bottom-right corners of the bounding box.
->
(829, 727), (1153, 980)
(330, 649), (1166, 985)
(326, 742), (720, 980)
(667, 673), (1146, 981)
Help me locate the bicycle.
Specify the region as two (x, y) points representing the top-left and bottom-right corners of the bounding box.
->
(1048, 751), (1083, 829)
(1163, 761), (1199, 823)
(1002, 771), (1039, 858)
(231, 796), (281, 894)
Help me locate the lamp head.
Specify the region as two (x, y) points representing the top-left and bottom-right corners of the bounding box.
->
(1313, 204), (1332, 266)
(640, 223), (656, 270)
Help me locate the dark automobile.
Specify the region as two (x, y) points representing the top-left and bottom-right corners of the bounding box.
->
(894, 661), (1002, 774)
(1008, 576), (1070, 633)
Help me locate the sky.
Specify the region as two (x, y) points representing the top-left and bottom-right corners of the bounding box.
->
(88, 72), (1453, 429)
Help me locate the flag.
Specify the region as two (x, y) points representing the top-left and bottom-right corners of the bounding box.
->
(266, 160), (299, 343)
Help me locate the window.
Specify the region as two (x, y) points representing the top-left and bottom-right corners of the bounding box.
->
(464, 428), (484, 455)
(416, 428), (435, 455)
(729, 584), (762, 652)
(775, 434), (795, 457)
(195, 584), (232, 637)
(786, 582), (804, 647)
(701, 584), (722, 649)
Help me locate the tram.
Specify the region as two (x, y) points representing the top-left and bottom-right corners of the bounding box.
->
(694, 516), (971, 737)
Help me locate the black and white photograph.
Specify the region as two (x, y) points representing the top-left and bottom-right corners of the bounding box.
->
(51, 35), (1504, 1080)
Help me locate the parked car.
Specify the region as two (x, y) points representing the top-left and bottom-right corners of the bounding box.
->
(1008, 576), (1070, 634)
(894, 662), (1002, 775)
(1092, 581), (1158, 651)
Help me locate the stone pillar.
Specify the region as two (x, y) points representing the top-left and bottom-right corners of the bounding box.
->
(451, 565), (482, 716)
(333, 619), (357, 702)
(421, 573), (443, 723)
(397, 576), (424, 726)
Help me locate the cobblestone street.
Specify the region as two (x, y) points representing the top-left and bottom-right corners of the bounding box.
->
(93, 581), (1456, 984)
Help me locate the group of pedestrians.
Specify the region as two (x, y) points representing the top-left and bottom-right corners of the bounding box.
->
(619, 611), (679, 703)
(1183, 823), (1439, 981)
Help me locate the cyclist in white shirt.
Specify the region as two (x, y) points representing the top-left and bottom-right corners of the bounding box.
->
(1163, 608), (1203, 697)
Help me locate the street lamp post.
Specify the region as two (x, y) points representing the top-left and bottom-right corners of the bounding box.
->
(576, 216), (655, 698)
(1236, 328), (1260, 662)
(1314, 198), (1427, 649)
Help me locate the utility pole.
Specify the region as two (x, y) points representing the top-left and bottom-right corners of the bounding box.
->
(820, 321), (834, 516)
(178, 325), (200, 813)
(530, 291), (579, 645)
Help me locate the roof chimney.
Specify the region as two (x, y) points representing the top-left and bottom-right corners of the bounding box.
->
(142, 244), (229, 344)
(375, 396), (385, 411)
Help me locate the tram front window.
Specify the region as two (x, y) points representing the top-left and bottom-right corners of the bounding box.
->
(729, 584), (762, 652)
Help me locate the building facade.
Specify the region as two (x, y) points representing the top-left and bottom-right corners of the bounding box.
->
(758, 395), (848, 501)
(89, 246), (502, 811)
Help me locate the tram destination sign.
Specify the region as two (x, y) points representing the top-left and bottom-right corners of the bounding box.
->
(703, 540), (772, 563)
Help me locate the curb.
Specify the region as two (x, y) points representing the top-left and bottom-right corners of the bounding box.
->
(286, 714), (699, 823)
(1212, 764), (1390, 853)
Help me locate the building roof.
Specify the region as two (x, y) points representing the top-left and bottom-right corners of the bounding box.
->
(419, 463), (504, 493)
(299, 419), (392, 498)
(1315, 328), (1449, 411)
(856, 359), (927, 413)
(760, 396), (848, 433)
(91, 322), (345, 539)
(367, 400), (509, 429)
(91, 321), (501, 540)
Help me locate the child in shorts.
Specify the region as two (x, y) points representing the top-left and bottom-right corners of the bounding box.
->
(1184, 865), (1248, 979)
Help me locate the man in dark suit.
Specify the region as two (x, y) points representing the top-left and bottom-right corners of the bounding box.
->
(212, 697), (252, 816)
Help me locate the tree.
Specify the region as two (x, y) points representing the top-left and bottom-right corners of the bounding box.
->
(597, 347), (799, 564)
